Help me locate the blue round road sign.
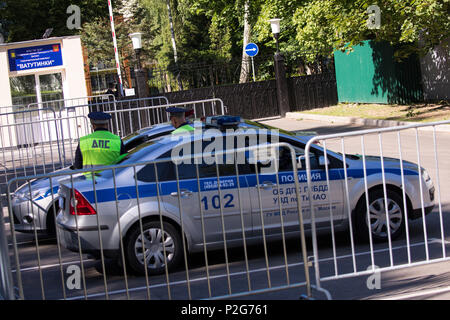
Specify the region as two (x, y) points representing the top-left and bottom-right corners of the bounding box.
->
(244, 43), (259, 57)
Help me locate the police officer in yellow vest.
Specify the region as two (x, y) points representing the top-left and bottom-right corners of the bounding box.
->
(72, 112), (125, 170)
(167, 107), (195, 134)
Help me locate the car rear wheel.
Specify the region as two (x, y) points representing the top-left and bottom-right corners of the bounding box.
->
(46, 204), (59, 236)
(126, 220), (182, 275)
(356, 189), (405, 242)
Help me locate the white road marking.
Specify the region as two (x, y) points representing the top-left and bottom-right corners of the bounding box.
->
(379, 286), (450, 300)
(12, 259), (96, 273)
(8, 238), (56, 247)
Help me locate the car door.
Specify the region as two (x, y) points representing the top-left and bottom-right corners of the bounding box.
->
(158, 141), (253, 246)
(248, 136), (345, 238)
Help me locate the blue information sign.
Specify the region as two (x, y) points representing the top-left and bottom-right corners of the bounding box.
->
(244, 43), (259, 57)
(8, 44), (63, 72)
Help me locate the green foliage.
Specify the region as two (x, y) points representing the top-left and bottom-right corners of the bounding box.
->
(81, 0), (158, 87)
(2, 0), (449, 85)
(292, 0), (450, 60)
(1, 0), (116, 42)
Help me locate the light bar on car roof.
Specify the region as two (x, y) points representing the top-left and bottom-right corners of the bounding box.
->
(205, 116), (242, 128)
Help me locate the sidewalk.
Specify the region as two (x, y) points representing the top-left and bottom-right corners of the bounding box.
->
(285, 112), (450, 133)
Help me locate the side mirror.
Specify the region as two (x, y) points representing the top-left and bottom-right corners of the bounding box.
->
(319, 156), (330, 167)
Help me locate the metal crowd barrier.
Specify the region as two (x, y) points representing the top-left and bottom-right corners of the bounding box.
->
(105, 98), (226, 137)
(0, 201), (14, 300)
(3, 142), (314, 300)
(0, 95), (168, 196)
(0, 97), (223, 201)
(0, 114), (89, 201)
(0, 107), (87, 199)
(40, 96), (169, 138)
(27, 94), (116, 113)
(304, 120), (450, 298)
(28, 95), (116, 142)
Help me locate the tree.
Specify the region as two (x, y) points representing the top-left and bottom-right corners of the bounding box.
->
(239, 0), (251, 83)
(292, 0), (450, 60)
(0, 0), (115, 42)
(81, 0), (158, 88)
(181, 0), (266, 82)
(139, 0), (235, 90)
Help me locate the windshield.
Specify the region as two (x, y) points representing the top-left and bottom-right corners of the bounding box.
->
(244, 120), (298, 137)
(122, 126), (155, 142)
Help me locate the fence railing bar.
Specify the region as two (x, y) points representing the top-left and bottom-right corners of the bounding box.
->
(361, 136), (376, 270)
(112, 167), (131, 300)
(70, 175), (89, 300)
(432, 126), (445, 259)
(174, 164), (192, 300)
(234, 151), (252, 292)
(253, 158), (272, 289)
(132, 165), (151, 300)
(91, 171), (110, 300)
(341, 138), (357, 273)
(396, 131), (412, 265)
(378, 133), (394, 267)
(153, 163), (172, 300)
(322, 140), (339, 277)
(214, 154), (232, 296)
(414, 128), (429, 261)
(48, 178), (68, 300)
(26, 181), (45, 300)
(0, 201), (15, 300)
(195, 162), (212, 298)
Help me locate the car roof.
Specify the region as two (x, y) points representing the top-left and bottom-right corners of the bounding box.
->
(119, 117), (319, 165)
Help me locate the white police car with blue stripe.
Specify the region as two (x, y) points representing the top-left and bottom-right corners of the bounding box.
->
(56, 117), (435, 275)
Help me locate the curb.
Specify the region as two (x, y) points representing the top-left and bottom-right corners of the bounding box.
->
(286, 112), (450, 133)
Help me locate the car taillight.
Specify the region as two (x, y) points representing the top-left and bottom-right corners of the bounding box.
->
(70, 189), (96, 216)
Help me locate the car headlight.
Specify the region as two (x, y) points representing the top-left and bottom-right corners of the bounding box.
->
(421, 168), (431, 182)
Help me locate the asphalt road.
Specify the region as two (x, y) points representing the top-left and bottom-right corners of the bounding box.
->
(2, 118), (450, 300)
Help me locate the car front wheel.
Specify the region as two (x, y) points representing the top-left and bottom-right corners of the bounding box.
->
(356, 189), (405, 242)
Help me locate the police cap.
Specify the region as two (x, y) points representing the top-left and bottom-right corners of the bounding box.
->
(166, 107), (188, 116)
(88, 112), (112, 124)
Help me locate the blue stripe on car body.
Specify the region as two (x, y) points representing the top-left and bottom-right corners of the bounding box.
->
(78, 168), (418, 204)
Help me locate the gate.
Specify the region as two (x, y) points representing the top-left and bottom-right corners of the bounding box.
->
(304, 120), (450, 297)
(104, 98), (224, 137)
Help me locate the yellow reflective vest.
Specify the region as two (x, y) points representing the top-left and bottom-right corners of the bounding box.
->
(79, 130), (122, 168)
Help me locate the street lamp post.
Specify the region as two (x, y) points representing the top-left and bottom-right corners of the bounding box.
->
(269, 18), (281, 54)
(130, 32), (143, 71)
(268, 18), (290, 118)
(129, 32), (150, 101)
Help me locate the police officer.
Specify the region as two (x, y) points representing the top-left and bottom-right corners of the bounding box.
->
(167, 107), (195, 134)
(72, 112), (125, 170)
(105, 82), (118, 98)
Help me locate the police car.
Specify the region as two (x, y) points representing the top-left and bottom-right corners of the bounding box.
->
(10, 118), (316, 235)
(55, 116), (435, 275)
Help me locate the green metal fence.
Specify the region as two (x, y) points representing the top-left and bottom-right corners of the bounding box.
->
(334, 40), (423, 104)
